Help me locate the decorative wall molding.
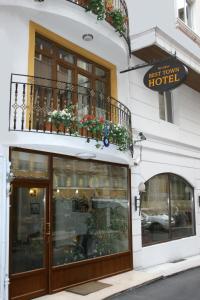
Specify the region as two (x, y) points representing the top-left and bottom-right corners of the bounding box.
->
(176, 18), (200, 47)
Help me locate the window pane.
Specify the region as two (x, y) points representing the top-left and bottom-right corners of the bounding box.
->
(35, 36), (53, 54)
(95, 80), (106, 118)
(77, 58), (92, 73)
(165, 91), (173, 123)
(170, 175), (195, 239)
(78, 74), (91, 118)
(59, 49), (75, 64)
(34, 53), (52, 86)
(159, 92), (166, 120)
(141, 174), (169, 246)
(12, 151), (49, 179)
(52, 157), (129, 266)
(11, 187), (45, 273)
(95, 67), (106, 78)
(57, 65), (73, 108)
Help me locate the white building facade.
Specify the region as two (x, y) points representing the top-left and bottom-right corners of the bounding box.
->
(0, 0), (200, 299)
(127, 0), (200, 269)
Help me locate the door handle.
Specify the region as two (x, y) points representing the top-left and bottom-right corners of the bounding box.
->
(46, 223), (51, 236)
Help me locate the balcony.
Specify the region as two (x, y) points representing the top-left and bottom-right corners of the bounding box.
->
(67, 0), (130, 53)
(9, 74), (132, 153)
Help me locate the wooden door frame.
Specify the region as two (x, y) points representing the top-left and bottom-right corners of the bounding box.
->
(9, 181), (51, 300)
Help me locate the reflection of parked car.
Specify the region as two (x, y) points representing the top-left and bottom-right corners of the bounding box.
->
(142, 212), (175, 231)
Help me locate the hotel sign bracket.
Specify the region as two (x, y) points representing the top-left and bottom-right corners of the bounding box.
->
(120, 53), (178, 74)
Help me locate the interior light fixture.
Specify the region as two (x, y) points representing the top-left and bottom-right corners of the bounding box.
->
(76, 152), (96, 159)
(29, 188), (37, 197)
(82, 34), (94, 41)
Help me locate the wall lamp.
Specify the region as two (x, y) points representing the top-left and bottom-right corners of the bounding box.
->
(134, 132), (147, 143)
(134, 182), (146, 214)
(130, 132), (147, 158)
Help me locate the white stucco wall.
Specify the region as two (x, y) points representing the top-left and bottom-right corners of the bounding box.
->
(127, 0), (200, 58)
(130, 55), (200, 269)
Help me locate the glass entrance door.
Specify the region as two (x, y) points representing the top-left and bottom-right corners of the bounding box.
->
(10, 184), (49, 300)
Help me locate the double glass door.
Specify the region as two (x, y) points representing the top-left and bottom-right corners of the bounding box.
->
(10, 183), (50, 300)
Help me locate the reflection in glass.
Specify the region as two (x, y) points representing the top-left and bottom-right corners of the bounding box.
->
(95, 80), (106, 118)
(78, 74), (91, 118)
(95, 67), (106, 78)
(77, 59), (92, 73)
(141, 173), (195, 246)
(170, 175), (195, 239)
(59, 49), (75, 64)
(141, 174), (169, 245)
(52, 157), (129, 266)
(11, 187), (45, 273)
(12, 151), (49, 179)
(57, 65), (72, 108)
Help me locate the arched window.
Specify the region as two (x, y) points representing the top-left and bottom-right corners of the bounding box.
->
(141, 173), (195, 246)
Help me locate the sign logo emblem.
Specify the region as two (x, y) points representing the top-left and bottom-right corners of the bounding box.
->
(143, 59), (188, 92)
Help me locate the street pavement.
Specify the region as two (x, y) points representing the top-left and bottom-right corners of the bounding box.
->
(108, 267), (200, 300)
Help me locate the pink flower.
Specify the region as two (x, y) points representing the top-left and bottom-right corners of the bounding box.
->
(99, 116), (105, 123)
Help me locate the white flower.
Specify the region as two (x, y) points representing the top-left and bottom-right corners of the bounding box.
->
(52, 110), (58, 116)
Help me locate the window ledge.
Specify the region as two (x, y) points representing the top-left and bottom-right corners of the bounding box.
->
(176, 18), (200, 47)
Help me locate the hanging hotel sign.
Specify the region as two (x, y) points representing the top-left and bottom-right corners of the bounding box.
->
(143, 59), (188, 92)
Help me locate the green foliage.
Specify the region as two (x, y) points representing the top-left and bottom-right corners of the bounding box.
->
(84, 0), (128, 35)
(109, 123), (131, 151)
(79, 115), (104, 135)
(107, 9), (127, 35)
(48, 109), (132, 152)
(85, 0), (105, 20)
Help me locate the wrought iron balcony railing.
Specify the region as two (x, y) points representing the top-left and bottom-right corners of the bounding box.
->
(9, 74), (132, 152)
(67, 0), (131, 53)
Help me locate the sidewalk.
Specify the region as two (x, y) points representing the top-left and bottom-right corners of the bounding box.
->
(36, 254), (200, 300)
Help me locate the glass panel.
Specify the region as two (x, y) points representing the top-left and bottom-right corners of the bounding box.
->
(35, 36), (53, 53)
(77, 58), (92, 73)
(59, 49), (75, 64)
(12, 151), (49, 179)
(52, 157), (129, 266)
(141, 174), (169, 246)
(159, 92), (166, 121)
(95, 80), (106, 118)
(95, 67), (106, 78)
(34, 53), (52, 86)
(57, 65), (73, 107)
(170, 175), (195, 239)
(165, 91), (173, 123)
(34, 53), (53, 128)
(11, 187), (45, 273)
(57, 65), (72, 84)
(78, 74), (91, 118)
